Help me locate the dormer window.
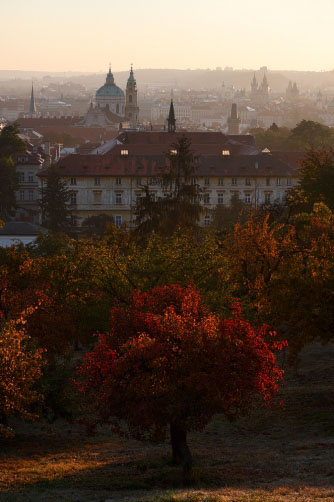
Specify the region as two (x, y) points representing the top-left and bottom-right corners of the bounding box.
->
(222, 150), (230, 156)
(170, 149), (177, 155)
(121, 149), (129, 156)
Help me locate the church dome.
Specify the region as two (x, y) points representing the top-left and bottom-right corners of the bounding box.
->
(96, 68), (125, 98)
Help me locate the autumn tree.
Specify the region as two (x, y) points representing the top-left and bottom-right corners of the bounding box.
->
(0, 312), (44, 437)
(77, 284), (284, 481)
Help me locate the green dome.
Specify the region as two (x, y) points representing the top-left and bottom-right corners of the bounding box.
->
(96, 68), (125, 98)
(96, 84), (124, 97)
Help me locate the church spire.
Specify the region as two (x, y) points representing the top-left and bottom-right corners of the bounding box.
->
(167, 99), (176, 133)
(29, 82), (36, 116)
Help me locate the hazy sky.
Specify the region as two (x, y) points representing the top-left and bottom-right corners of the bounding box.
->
(2, 0), (334, 72)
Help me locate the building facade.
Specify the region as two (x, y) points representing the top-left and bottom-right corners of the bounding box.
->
(38, 128), (302, 228)
(13, 149), (44, 223)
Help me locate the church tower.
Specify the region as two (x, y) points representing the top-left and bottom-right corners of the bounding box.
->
(227, 103), (241, 135)
(251, 73), (258, 95)
(167, 99), (176, 133)
(28, 83), (36, 116)
(125, 65), (139, 128)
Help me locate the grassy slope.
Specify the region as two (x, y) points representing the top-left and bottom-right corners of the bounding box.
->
(0, 343), (334, 502)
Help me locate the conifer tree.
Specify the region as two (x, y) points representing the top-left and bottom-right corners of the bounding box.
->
(135, 136), (202, 236)
(0, 124), (26, 219)
(39, 165), (73, 232)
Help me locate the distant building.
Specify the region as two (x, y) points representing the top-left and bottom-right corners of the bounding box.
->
(80, 66), (140, 129)
(286, 81), (299, 100)
(13, 146), (45, 223)
(0, 222), (47, 247)
(250, 73), (269, 104)
(227, 103), (241, 135)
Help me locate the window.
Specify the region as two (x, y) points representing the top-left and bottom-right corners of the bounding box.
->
(115, 177), (122, 185)
(170, 149), (177, 155)
(232, 177), (237, 185)
(222, 150), (230, 156)
(244, 193), (251, 204)
(287, 177), (292, 186)
(149, 177), (160, 185)
(203, 193), (210, 204)
(120, 150), (128, 156)
(136, 193), (142, 203)
(245, 177), (251, 186)
(19, 190), (24, 201)
(93, 191), (102, 203)
(191, 177), (197, 185)
(70, 193), (77, 205)
(204, 178), (210, 185)
(70, 177), (77, 186)
(136, 177), (141, 185)
(218, 177), (224, 185)
(150, 193), (156, 202)
(264, 192), (271, 204)
(204, 215), (211, 226)
(19, 172), (24, 183)
(266, 177), (271, 186)
(218, 193), (224, 204)
(115, 192), (122, 204)
(276, 177), (281, 186)
(94, 177), (101, 186)
(115, 215), (122, 227)
(28, 172), (34, 183)
(28, 190), (33, 201)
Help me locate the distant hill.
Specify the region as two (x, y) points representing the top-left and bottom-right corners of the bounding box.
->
(2, 69), (334, 93)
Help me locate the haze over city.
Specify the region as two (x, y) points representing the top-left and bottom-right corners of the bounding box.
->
(1, 2), (334, 502)
(2, 0), (334, 72)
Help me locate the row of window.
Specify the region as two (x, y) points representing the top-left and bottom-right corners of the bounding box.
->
(205, 177), (292, 187)
(70, 177), (122, 186)
(69, 176), (293, 187)
(70, 191), (280, 206)
(18, 190), (34, 201)
(18, 172), (34, 183)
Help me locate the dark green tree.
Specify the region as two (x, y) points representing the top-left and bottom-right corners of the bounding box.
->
(81, 214), (114, 238)
(0, 124), (26, 219)
(135, 135), (202, 236)
(213, 193), (247, 231)
(39, 165), (73, 232)
(292, 149), (334, 211)
(290, 120), (332, 149)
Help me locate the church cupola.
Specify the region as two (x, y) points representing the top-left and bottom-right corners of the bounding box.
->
(125, 65), (139, 128)
(106, 66), (115, 86)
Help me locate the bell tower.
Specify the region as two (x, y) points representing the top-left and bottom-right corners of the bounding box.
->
(125, 65), (139, 128)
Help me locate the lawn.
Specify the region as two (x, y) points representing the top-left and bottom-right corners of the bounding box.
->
(0, 343), (334, 502)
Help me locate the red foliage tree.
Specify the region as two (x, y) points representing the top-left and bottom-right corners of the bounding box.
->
(77, 284), (284, 479)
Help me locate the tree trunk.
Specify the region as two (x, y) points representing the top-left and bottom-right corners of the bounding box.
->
(170, 422), (193, 483)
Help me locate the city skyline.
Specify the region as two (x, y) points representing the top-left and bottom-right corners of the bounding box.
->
(2, 0), (334, 73)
